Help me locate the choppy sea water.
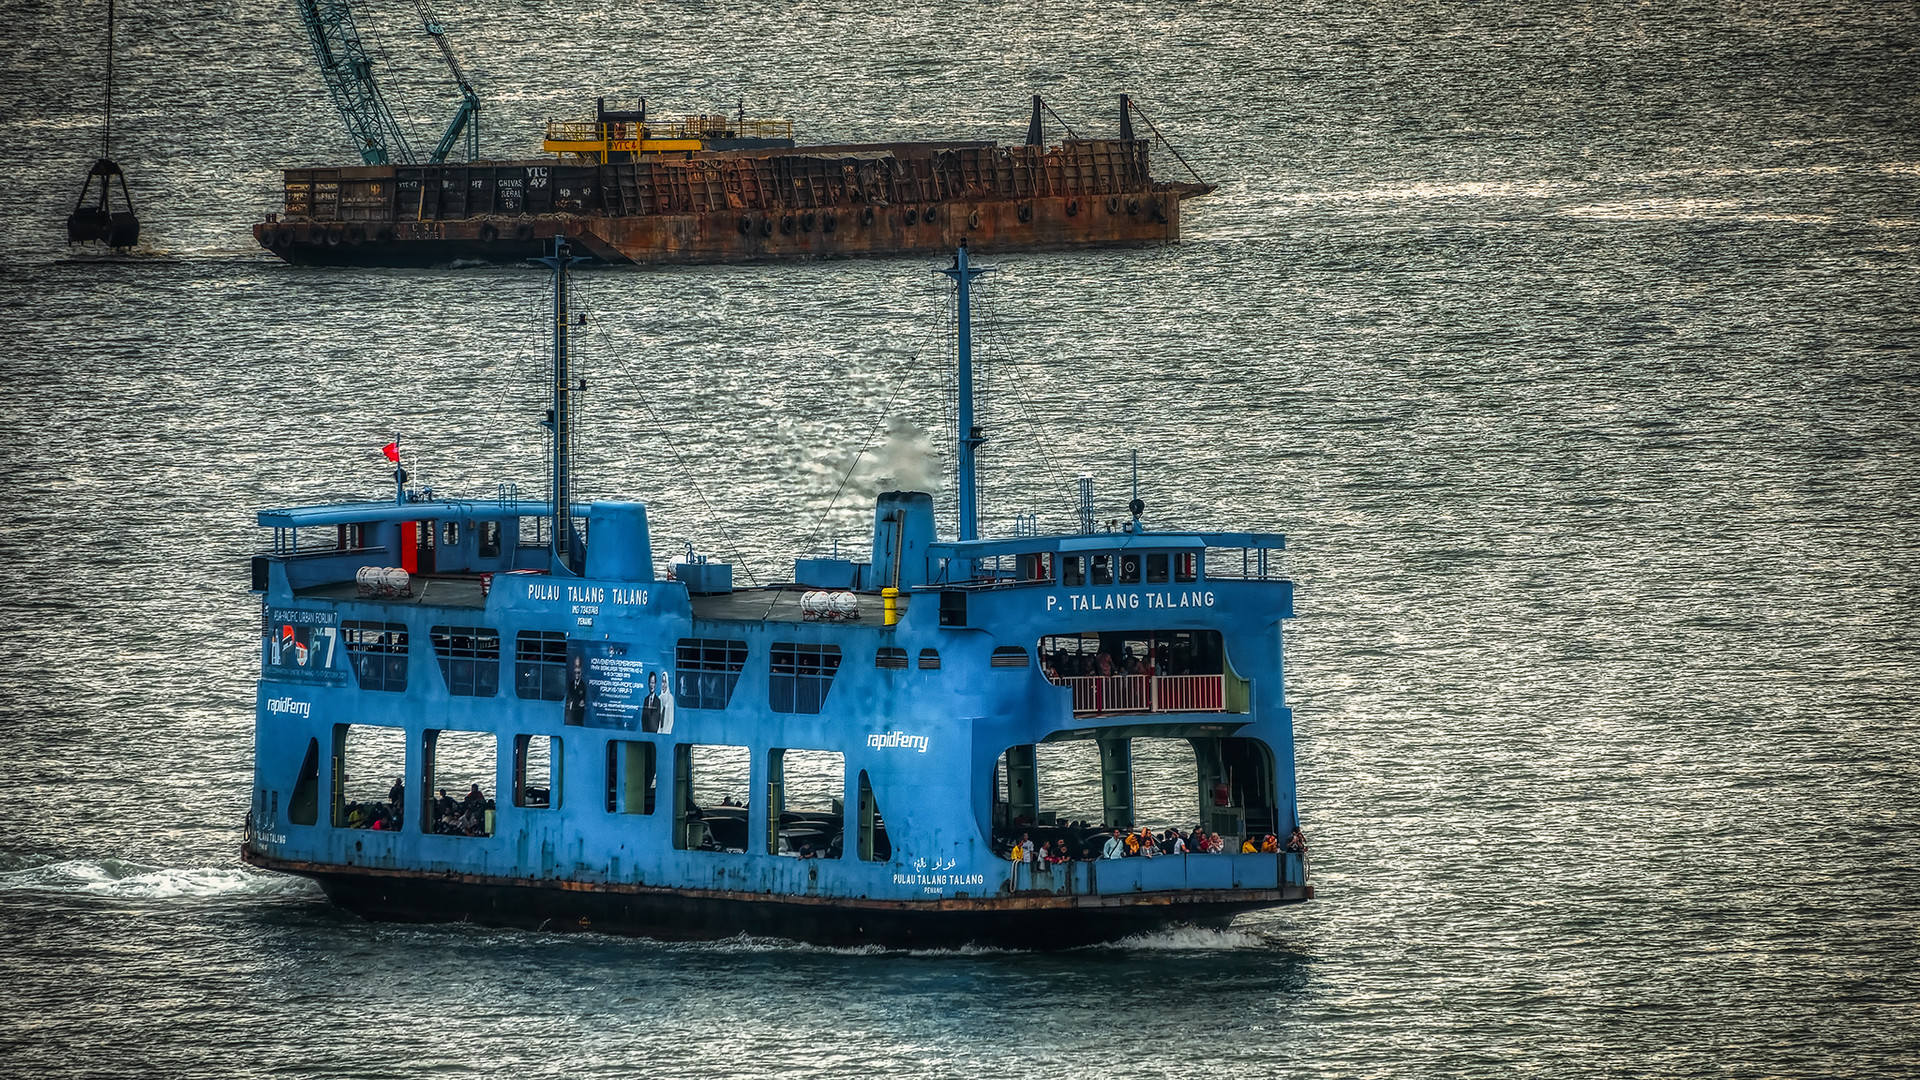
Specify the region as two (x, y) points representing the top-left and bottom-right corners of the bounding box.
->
(1, 0), (1916, 1075)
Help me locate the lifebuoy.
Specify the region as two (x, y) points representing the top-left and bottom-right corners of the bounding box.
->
(738, 216), (752, 234)
(967, 210), (981, 229)
(904, 208), (918, 226)
(1106, 196), (1120, 215)
(760, 218), (774, 236)
(1066, 198), (1079, 217)
(1126, 198), (1140, 216)
(1016, 203), (1032, 223)
(780, 215), (796, 234)
(922, 207), (937, 225)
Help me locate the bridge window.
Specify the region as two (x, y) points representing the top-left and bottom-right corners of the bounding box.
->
(674, 743), (750, 852)
(1176, 552), (1197, 582)
(425, 729), (496, 837)
(605, 740), (656, 815)
(331, 723), (406, 830)
(1062, 556), (1085, 586)
(514, 630), (568, 700)
(769, 642), (841, 714)
(512, 734), (558, 809)
(342, 620), (408, 693)
(478, 520), (501, 558)
(767, 749), (845, 857)
(875, 646), (909, 670)
(1119, 553), (1141, 584)
(1146, 553), (1169, 583)
(676, 638), (748, 710)
(431, 625), (500, 697)
(1091, 554), (1113, 586)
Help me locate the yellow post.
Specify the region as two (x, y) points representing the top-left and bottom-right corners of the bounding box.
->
(882, 587), (899, 626)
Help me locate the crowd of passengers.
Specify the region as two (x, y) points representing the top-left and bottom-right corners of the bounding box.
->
(1042, 645), (1199, 680)
(999, 824), (1307, 864)
(339, 779), (495, 835)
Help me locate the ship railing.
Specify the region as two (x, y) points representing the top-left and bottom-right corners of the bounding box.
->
(1006, 850), (1309, 896)
(545, 117), (796, 145)
(1055, 673), (1225, 715)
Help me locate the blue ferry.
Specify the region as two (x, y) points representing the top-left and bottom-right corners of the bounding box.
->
(240, 242), (1312, 948)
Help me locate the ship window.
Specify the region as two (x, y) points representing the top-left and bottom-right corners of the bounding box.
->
(990, 646), (1030, 668)
(443, 521), (460, 547)
(675, 638), (748, 710)
(342, 621), (409, 693)
(1147, 553), (1169, 583)
(431, 625), (501, 697)
(856, 770), (892, 862)
(425, 729), (496, 837)
(768, 643), (841, 714)
(514, 630), (569, 700)
(918, 648), (941, 670)
(478, 521), (501, 558)
(606, 740), (656, 815)
(674, 744), (750, 852)
(1091, 554), (1113, 586)
(767, 749), (845, 857)
(875, 647), (908, 670)
(288, 738), (320, 826)
(331, 723), (407, 830)
(1119, 553), (1141, 584)
(1062, 556), (1084, 587)
(513, 734), (558, 809)
(1175, 552), (1197, 582)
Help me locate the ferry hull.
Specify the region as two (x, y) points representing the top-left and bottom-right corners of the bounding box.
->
(253, 194), (1193, 268)
(246, 848), (1311, 950)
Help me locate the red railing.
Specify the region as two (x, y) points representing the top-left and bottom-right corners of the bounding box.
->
(1058, 674), (1224, 715)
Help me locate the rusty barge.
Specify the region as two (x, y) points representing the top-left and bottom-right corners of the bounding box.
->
(253, 96), (1213, 267)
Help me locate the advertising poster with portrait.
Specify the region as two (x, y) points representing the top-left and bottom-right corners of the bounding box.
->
(564, 640), (675, 732)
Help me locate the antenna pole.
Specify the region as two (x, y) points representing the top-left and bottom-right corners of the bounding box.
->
(104, 0), (113, 161)
(535, 235), (588, 574)
(940, 243), (991, 541)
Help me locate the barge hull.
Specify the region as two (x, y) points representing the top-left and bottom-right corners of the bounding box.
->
(248, 849), (1309, 950)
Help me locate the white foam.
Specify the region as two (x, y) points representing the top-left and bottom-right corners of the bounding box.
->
(0, 859), (319, 902)
(1097, 925), (1277, 951)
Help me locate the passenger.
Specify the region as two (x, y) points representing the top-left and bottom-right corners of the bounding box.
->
(436, 789), (455, 819)
(797, 842), (816, 859)
(1163, 828), (1185, 855)
(1048, 840), (1069, 865)
(1124, 830), (1141, 857)
(1286, 826), (1308, 853)
(1188, 827), (1208, 853)
(1209, 832), (1225, 854)
(388, 778), (405, 806)
(1096, 652), (1115, 677)
(1136, 827), (1159, 858)
(462, 784), (485, 815)
(1101, 829), (1127, 860)
(1260, 833), (1280, 854)
(1241, 836), (1259, 854)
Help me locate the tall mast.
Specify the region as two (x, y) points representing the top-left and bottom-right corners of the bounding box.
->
(535, 235), (587, 574)
(940, 243), (990, 541)
(104, 0), (113, 161)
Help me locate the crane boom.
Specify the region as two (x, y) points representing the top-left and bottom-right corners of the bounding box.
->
(418, 0), (480, 163)
(294, 0), (414, 165)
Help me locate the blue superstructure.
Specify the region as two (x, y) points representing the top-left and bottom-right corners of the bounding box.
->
(241, 242), (1312, 947)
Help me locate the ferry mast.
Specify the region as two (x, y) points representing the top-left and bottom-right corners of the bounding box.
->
(536, 236), (587, 574)
(941, 243), (990, 541)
